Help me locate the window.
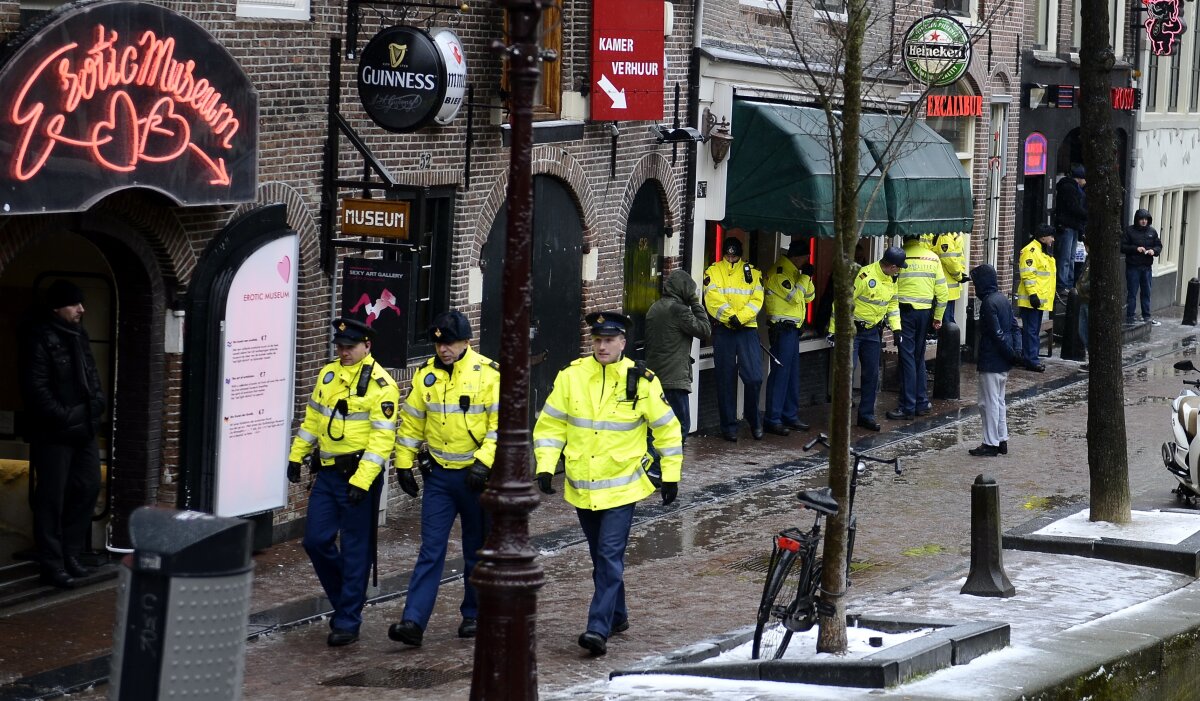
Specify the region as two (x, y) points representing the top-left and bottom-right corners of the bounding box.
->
(1072, 0), (1123, 52)
(1160, 190), (1180, 269)
(403, 193), (453, 359)
(502, 5), (562, 119)
(933, 0), (970, 17)
(741, 0), (789, 11)
(1033, 0), (1058, 49)
(1192, 1), (1200, 111)
(1147, 54), (1160, 111)
(1169, 46), (1182, 111)
(815, 0), (847, 16)
(925, 86), (977, 158)
(236, 0), (310, 20)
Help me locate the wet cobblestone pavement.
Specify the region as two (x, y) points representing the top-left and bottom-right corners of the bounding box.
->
(6, 314), (1198, 700)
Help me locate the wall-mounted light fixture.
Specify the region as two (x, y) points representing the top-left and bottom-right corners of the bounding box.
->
(701, 107), (734, 165)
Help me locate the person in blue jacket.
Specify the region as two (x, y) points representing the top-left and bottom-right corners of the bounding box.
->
(969, 264), (1034, 457)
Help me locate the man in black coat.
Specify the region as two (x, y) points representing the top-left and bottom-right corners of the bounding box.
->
(1053, 164), (1088, 296)
(1120, 208), (1163, 325)
(20, 280), (105, 588)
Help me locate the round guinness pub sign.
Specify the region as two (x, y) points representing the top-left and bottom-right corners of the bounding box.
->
(902, 14), (972, 87)
(358, 25), (463, 133)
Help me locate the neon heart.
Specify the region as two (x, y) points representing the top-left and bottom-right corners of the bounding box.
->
(90, 91), (139, 172)
(277, 256), (291, 283)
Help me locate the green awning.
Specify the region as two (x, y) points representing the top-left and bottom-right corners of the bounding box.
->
(860, 114), (974, 237)
(724, 101), (889, 238)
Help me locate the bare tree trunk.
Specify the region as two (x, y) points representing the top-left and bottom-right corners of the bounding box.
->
(816, 0), (867, 655)
(1078, 0), (1131, 523)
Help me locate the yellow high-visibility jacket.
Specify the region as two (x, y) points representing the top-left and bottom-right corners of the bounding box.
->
(933, 233), (967, 301)
(1017, 240), (1056, 311)
(394, 346), (500, 471)
(703, 259), (764, 328)
(830, 262), (901, 333)
(897, 240), (949, 322)
(534, 356), (682, 511)
(289, 353), (400, 491)
(764, 256), (815, 324)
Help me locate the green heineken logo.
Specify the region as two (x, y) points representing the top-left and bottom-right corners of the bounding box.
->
(902, 14), (972, 87)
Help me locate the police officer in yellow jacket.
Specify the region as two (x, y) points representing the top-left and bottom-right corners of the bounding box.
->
(534, 311), (682, 656)
(933, 232), (968, 326)
(887, 235), (949, 420)
(704, 237), (765, 441)
(287, 318), (399, 647)
(831, 248), (905, 431)
(387, 311), (500, 647)
(1017, 224), (1056, 371)
(762, 240), (815, 435)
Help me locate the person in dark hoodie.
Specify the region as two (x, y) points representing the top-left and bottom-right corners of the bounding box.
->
(644, 269), (711, 458)
(969, 264), (1029, 457)
(1053, 164), (1087, 295)
(1120, 208), (1162, 325)
(19, 280), (106, 588)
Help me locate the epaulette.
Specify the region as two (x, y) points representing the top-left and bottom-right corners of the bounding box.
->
(424, 356), (436, 367)
(488, 360), (500, 371)
(376, 376), (389, 387)
(859, 271), (868, 279)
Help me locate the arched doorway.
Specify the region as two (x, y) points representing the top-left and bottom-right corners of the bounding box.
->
(481, 175), (584, 421)
(622, 182), (666, 359)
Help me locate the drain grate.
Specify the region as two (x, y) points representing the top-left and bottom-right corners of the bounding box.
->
(725, 553), (773, 574)
(323, 664), (472, 689)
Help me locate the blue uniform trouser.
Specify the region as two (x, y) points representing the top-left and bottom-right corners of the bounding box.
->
(1056, 228), (1078, 291)
(713, 326), (763, 434)
(897, 306), (933, 414)
(764, 324), (801, 425)
(401, 465), (488, 628)
(303, 469), (382, 633)
(576, 503), (635, 638)
(1020, 307), (1043, 367)
(853, 326), (882, 422)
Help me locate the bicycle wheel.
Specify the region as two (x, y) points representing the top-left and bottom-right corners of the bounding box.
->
(752, 548), (799, 660)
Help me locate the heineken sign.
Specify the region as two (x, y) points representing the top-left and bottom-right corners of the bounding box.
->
(902, 15), (972, 87)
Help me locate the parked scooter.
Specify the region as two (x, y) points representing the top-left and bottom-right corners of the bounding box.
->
(1162, 359), (1200, 505)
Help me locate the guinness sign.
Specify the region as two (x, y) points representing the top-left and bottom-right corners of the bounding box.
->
(357, 25), (467, 133)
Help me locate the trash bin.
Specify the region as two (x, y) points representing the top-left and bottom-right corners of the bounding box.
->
(110, 507), (254, 701)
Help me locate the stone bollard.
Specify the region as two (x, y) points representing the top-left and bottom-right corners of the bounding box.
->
(960, 475), (1015, 598)
(932, 320), (960, 400)
(1184, 277), (1199, 326)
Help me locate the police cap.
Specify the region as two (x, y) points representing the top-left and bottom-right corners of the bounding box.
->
(331, 317), (373, 345)
(429, 310), (472, 343)
(723, 237), (743, 257)
(586, 311), (632, 337)
(881, 246), (908, 268)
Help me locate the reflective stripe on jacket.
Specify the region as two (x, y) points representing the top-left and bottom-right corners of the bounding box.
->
(289, 353), (400, 491)
(831, 261), (901, 333)
(896, 240), (949, 320)
(1017, 240), (1056, 311)
(703, 259), (764, 328)
(533, 355), (682, 510)
(395, 346), (501, 471)
(764, 255), (815, 324)
(934, 233), (967, 301)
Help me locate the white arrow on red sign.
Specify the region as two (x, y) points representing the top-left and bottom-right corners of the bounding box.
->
(597, 75), (627, 109)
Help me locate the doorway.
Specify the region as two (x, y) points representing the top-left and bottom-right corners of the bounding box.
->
(480, 175), (584, 421)
(622, 182), (666, 359)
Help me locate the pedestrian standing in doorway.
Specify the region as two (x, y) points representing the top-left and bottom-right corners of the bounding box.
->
(831, 247), (905, 432)
(888, 235), (948, 420)
(1121, 209), (1162, 326)
(703, 238), (765, 441)
(1053, 164), (1087, 297)
(20, 280), (105, 589)
(762, 240), (815, 435)
(287, 318), (399, 647)
(1017, 225), (1055, 372)
(388, 311), (499, 647)
(969, 264), (1027, 457)
(534, 312), (682, 656)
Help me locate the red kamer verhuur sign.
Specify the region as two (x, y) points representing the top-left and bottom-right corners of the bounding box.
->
(590, 0), (665, 122)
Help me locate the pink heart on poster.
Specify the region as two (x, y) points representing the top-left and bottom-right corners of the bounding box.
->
(277, 256), (291, 283)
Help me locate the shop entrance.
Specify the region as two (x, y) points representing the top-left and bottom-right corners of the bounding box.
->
(622, 182), (666, 359)
(481, 175), (584, 422)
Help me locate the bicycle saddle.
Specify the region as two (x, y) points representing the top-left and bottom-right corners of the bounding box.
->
(797, 487), (839, 515)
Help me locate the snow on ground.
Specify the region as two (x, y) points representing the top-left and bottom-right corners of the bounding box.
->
(708, 624), (934, 663)
(1031, 508), (1200, 544)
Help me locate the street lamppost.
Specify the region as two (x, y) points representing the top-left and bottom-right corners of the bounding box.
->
(470, 0), (553, 698)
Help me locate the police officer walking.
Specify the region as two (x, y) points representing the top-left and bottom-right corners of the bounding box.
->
(703, 238), (765, 441)
(832, 248), (905, 432)
(534, 312), (682, 656)
(762, 241), (815, 435)
(887, 235), (948, 420)
(287, 318), (400, 646)
(388, 311), (499, 647)
(1017, 225), (1056, 372)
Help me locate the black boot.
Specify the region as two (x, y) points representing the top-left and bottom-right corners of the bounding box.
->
(388, 620), (424, 646)
(40, 568), (75, 589)
(998, 440), (1008, 455)
(969, 444), (1000, 457)
(578, 631), (607, 656)
(64, 556), (92, 578)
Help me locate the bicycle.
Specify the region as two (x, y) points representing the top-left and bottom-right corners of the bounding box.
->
(751, 433), (901, 660)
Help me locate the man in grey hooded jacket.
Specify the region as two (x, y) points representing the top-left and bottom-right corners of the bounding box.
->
(645, 269), (712, 442)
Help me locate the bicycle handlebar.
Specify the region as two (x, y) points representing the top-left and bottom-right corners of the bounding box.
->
(803, 433), (903, 475)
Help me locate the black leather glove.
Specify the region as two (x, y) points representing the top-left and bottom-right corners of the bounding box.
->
(1029, 293), (1042, 309)
(728, 316), (742, 329)
(286, 461), (302, 484)
(396, 468), (420, 498)
(416, 450), (433, 481)
(826, 334), (836, 346)
(536, 472), (555, 495)
(661, 481), (678, 506)
(893, 331), (903, 348)
(466, 461), (490, 492)
(347, 484), (369, 506)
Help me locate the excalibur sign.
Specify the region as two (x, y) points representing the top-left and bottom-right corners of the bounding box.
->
(901, 14), (973, 87)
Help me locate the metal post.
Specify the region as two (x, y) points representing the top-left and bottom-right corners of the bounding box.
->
(932, 320), (960, 399)
(960, 475), (1015, 598)
(469, 0), (549, 697)
(1060, 288), (1085, 360)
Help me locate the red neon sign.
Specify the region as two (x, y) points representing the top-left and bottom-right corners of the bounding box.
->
(0, 1), (257, 214)
(1024, 133), (1047, 176)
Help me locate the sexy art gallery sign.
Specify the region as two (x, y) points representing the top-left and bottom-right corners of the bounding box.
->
(0, 0), (258, 214)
